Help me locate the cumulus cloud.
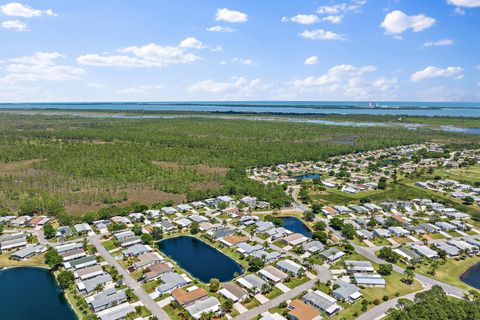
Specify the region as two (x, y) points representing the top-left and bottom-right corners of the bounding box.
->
(410, 66), (464, 81)
(188, 77), (269, 98)
(179, 37), (204, 49)
(1, 19), (27, 31)
(215, 8), (248, 23)
(288, 64), (398, 99)
(0, 2), (56, 17)
(381, 10), (435, 35)
(422, 39), (454, 48)
(317, 0), (366, 23)
(304, 56), (319, 65)
(77, 40), (201, 67)
(299, 29), (347, 41)
(116, 85), (165, 95)
(322, 15), (343, 24)
(281, 14), (319, 25)
(317, 0), (366, 14)
(447, 0), (480, 8)
(220, 58), (257, 66)
(0, 52), (84, 84)
(206, 25), (235, 33)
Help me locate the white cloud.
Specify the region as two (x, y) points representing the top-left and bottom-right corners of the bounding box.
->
(1, 19), (27, 31)
(117, 85), (165, 95)
(221, 58), (257, 66)
(316, 0), (366, 23)
(447, 0), (480, 8)
(0, 52), (84, 84)
(288, 64), (397, 99)
(0, 2), (56, 17)
(299, 29), (347, 41)
(77, 42), (200, 67)
(282, 14), (319, 25)
(322, 15), (343, 24)
(452, 7), (466, 15)
(381, 11), (435, 35)
(317, 1), (366, 14)
(188, 77), (269, 98)
(410, 66), (464, 81)
(215, 8), (248, 23)
(206, 25), (235, 33)
(179, 37), (204, 49)
(422, 39), (454, 48)
(304, 56), (319, 65)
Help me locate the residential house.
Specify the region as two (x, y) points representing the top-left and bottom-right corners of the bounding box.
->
(258, 265), (288, 283)
(353, 273), (386, 288)
(185, 296), (221, 319)
(287, 299), (322, 320)
(237, 274), (268, 293)
(219, 282), (248, 302)
(332, 280), (362, 303)
(276, 259), (304, 276)
(303, 290), (342, 316)
(172, 287), (208, 307)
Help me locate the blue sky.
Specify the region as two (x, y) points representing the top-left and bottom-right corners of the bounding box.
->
(0, 0), (479, 102)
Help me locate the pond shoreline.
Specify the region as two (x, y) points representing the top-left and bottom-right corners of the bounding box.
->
(157, 235), (245, 283)
(0, 266), (78, 320)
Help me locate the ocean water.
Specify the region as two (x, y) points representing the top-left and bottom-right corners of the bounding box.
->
(1, 101), (480, 117)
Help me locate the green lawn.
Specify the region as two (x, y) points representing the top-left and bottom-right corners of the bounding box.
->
(243, 297), (261, 309)
(412, 256), (480, 291)
(265, 286), (282, 299)
(285, 276), (310, 289)
(102, 239), (118, 251)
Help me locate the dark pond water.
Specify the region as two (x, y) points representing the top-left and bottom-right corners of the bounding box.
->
(293, 173), (321, 181)
(460, 262), (480, 289)
(157, 236), (244, 283)
(280, 216), (312, 237)
(0, 267), (77, 320)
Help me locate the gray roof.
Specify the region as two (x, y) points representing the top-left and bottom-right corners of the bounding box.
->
(157, 273), (189, 293)
(353, 273), (386, 286)
(436, 242), (459, 256)
(333, 280), (361, 299)
(237, 242), (263, 254)
(89, 288), (127, 311)
(303, 240), (325, 253)
(242, 274), (267, 289)
(11, 245), (44, 259)
(214, 228), (235, 239)
(276, 259), (303, 274)
(98, 303), (135, 320)
(78, 274), (113, 294)
(303, 290), (339, 313)
(185, 296), (220, 318)
(122, 244), (150, 256)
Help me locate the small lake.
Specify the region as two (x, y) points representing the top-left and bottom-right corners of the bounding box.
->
(280, 216), (312, 237)
(0, 267), (77, 320)
(157, 236), (244, 283)
(293, 173), (321, 181)
(460, 262), (480, 289)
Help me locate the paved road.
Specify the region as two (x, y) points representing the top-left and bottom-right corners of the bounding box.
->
(356, 291), (420, 320)
(89, 235), (170, 320)
(233, 271), (325, 320)
(352, 243), (465, 298)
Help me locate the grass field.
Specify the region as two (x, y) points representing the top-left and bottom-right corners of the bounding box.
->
(0, 252), (46, 268)
(412, 256), (480, 291)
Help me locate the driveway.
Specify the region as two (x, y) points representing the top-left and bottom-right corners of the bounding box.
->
(89, 235), (170, 320)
